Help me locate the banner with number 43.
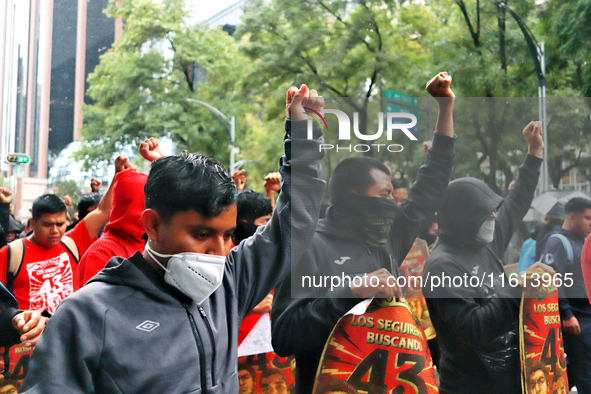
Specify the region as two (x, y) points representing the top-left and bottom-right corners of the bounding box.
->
(313, 297), (438, 394)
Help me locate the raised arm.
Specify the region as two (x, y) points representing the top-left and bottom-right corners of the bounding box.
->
(228, 85), (326, 318)
(139, 137), (165, 162)
(491, 121), (543, 256)
(264, 172), (281, 210)
(426, 71), (455, 138)
(392, 72), (456, 259)
(83, 156), (132, 239)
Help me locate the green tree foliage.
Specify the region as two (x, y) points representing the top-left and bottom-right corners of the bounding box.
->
(540, 0), (591, 97)
(76, 0), (250, 172)
(238, 0), (442, 185)
(78, 0), (590, 194)
(52, 180), (84, 207)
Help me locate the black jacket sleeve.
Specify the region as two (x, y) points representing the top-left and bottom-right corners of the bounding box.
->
(393, 133), (455, 262)
(491, 154), (542, 257)
(271, 256), (362, 357)
(229, 119), (326, 319)
(0, 202), (10, 248)
(424, 260), (523, 347)
(0, 282), (22, 347)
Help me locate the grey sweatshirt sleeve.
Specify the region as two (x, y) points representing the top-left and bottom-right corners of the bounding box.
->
(20, 296), (104, 393)
(228, 119), (326, 319)
(492, 154), (543, 257)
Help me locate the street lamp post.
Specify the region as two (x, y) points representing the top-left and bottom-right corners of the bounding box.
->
(497, 2), (548, 191)
(182, 98), (238, 174)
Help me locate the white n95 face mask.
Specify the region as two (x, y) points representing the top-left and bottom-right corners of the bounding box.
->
(475, 216), (496, 245)
(145, 242), (226, 305)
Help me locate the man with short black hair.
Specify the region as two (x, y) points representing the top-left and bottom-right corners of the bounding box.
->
(541, 196), (591, 392)
(0, 157), (126, 314)
(21, 85), (326, 393)
(234, 190), (274, 245)
(65, 192), (103, 231)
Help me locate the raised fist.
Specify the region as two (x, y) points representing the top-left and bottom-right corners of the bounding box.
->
(114, 156), (133, 174)
(0, 188), (12, 204)
(264, 172), (281, 193)
(63, 195), (72, 207)
(426, 72), (455, 104)
(90, 178), (102, 193)
(232, 170), (246, 191)
(285, 84), (325, 121)
(139, 137), (164, 162)
(522, 121), (544, 158)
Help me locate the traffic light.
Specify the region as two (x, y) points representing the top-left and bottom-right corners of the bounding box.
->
(6, 153), (30, 164)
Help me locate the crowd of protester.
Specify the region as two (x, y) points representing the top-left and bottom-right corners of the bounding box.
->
(0, 73), (589, 394)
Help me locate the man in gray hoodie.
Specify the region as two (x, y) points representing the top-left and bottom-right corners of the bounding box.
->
(20, 85), (326, 394)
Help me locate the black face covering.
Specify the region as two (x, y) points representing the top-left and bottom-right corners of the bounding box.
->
(233, 221), (259, 245)
(328, 193), (399, 248)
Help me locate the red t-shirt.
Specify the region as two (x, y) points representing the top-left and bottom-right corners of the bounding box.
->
(0, 220), (95, 314)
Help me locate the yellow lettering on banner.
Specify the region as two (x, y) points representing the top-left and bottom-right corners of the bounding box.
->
(544, 316), (561, 326)
(15, 346), (32, 355)
(352, 316), (374, 328)
(547, 303), (559, 313)
(363, 334), (424, 352)
(535, 304), (547, 314)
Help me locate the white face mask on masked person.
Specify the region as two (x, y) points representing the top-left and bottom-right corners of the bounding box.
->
(145, 242), (226, 305)
(475, 216), (496, 245)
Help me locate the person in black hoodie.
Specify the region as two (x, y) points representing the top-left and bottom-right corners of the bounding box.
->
(422, 121), (554, 394)
(272, 72), (457, 393)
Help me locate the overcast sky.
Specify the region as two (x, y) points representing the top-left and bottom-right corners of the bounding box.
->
(189, 0), (241, 22)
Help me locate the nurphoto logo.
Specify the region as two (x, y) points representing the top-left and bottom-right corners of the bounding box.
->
(305, 106), (418, 153)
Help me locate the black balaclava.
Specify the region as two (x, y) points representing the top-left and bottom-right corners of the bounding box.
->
(328, 193), (399, 248)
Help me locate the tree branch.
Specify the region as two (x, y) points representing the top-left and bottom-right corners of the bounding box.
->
(316, 0), (377, 53)
(558, 150), (583, 181)
(266, 20), (347, 97)
(455, 0), (480, 47)
(366, 69), (378, 98)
